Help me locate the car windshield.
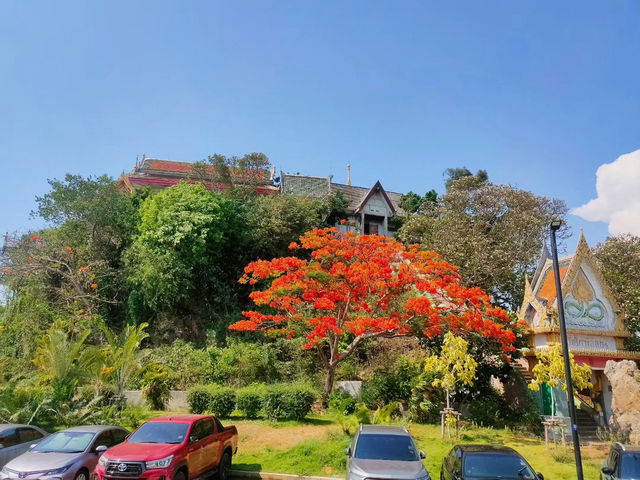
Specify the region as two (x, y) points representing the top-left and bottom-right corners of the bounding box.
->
(354, 433), (419, 461)
(32, 432), (94, 453)
(128, 422), (189, 444)
(463, 453), (536, 479)
(621, 452), (640, 478)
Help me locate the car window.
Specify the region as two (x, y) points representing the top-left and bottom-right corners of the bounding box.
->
(128, 422), (189, 445)
(463, 453), (535, 480)
(112, 429), (128, 444)
(93, 430), (114, 449)
(620, 452), (640, 478)
(190, 420), (209, 442)
(354, 433), (419, 461)
(200, 419), (214, 439)
(0, 429), (19, 448)
(17, 428), (43, 443)
(32, 431), (95, 453)
(214, 417), (224, 433)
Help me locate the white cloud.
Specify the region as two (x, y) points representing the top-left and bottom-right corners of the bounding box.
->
(573, 149), (640, 236)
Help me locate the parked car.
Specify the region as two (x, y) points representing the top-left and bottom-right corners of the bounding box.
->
(0, 425), (127, 480)
(0, 424), (47, 468)
(346, 425), (430, 480)
(602, 443), (640, 480)
(440, 445), (543, 480)
(94, 414), (238, 480)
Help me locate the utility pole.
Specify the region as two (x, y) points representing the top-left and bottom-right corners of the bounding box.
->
(549, 220), (584, 480)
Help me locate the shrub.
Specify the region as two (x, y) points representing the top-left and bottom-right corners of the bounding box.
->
(361, 358), (418, 408)
(147, 340), (211, 389)
(209, 341), (281, 386)
(209, 386), (237, 418)
(186, 384), (236, 417)
(263, 384), (316, 420)
(237, 384), (265, 419)
(187, 385), (212, 414)
(328, 390), (356, 415)
(468, 396), (504, 428)
(141, 364), (171, 410)
(408, 370), (443, 423)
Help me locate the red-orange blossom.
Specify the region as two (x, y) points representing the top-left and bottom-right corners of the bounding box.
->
(230, 227), (517, 397)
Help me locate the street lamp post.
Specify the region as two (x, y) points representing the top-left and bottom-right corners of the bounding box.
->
(549, 220), (584, 480)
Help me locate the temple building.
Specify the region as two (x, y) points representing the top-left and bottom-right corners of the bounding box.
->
(280, 173), (404, 237)
(119, 156), (278, 194)
(517, 231), (640, 423)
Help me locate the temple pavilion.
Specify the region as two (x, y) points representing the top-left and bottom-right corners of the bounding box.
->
(517, 231), (640, 422)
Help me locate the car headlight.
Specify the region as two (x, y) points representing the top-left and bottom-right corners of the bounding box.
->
(349, 472), (366, 480)
(0, 467), (8, 475)
(146, 455), (174, 469)
(98, 456), (109, 467)
(45, 465), (71, 476)
(416, 475), (430, 480)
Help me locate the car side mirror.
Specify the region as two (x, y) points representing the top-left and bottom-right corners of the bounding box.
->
(537, 473), (544, 480)
(601, 466), (613, 475)
(345, 447), (352, 457)
(419, 450), (426, 459)
(190, 436), (198, 444)
(95, 445), (108, 455)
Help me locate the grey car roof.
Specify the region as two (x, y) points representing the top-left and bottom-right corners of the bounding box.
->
(0, 424), (44, 431)
(359, 425), (410, 435)
(61, 425), (123, 433)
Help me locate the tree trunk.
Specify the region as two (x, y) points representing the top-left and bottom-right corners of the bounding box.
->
(323, 362), (338, 406)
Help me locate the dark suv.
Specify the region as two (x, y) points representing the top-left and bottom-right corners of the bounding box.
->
(602, 443), (640, 480)
(441, 445), (543, 480)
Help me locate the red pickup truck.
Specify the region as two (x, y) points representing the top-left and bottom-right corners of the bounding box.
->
(94, 414), (238, 480)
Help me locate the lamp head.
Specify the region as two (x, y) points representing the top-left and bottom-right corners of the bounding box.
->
(550, 220), (563, 231)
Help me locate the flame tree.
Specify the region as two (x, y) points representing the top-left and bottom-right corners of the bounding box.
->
(230, 227), (518, 399)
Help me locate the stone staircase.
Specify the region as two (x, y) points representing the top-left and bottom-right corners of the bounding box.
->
(513, 359), (533, 382)
(576, 408), (600, 444)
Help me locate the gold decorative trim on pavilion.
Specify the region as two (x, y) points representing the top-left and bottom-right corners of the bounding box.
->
(522, 347), (640, 360)
(518, 230), (638, 360)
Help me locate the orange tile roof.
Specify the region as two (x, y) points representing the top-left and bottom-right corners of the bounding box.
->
(537, 266), (568, 303)
(144, 159), (270, 181)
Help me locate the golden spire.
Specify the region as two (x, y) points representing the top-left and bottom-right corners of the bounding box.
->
(347, 163), (351, 186)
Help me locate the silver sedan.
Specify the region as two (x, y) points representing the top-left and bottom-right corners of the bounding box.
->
(0, 425), (48, 468)
(0, 425), (128, 480)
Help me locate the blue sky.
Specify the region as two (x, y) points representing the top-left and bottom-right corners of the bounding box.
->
(2, 1), (639, 249)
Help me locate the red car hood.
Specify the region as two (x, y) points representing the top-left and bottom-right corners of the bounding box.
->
(103, 442), (182, 462)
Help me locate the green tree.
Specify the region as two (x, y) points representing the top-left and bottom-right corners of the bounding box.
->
(125, 182), (247, 337)
(245, 194), (346, 260)
(399, 190), (438, 215)
(595, 235), (640, 350)
(444, 167), (488, 191)
(33, 323), (102, 399)
(399, 181), (568, 309)
(101, 323), (150, 397)
(528, 344), (592, 417)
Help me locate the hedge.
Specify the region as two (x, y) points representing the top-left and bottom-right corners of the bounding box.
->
(236, 384), (266, 419)
(263, 384), (317, 421)
(186, 384), (237, 417)
(187, 383), (316, 420)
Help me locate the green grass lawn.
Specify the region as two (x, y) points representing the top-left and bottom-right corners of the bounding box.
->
(229, 416), (608, 480)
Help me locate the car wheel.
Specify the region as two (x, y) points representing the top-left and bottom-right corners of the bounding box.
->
(74, 469), (89, 480)
(218, 452), (231, 480)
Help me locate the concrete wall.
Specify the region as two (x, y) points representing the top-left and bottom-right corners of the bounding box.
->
(125, 390), (188, 411)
